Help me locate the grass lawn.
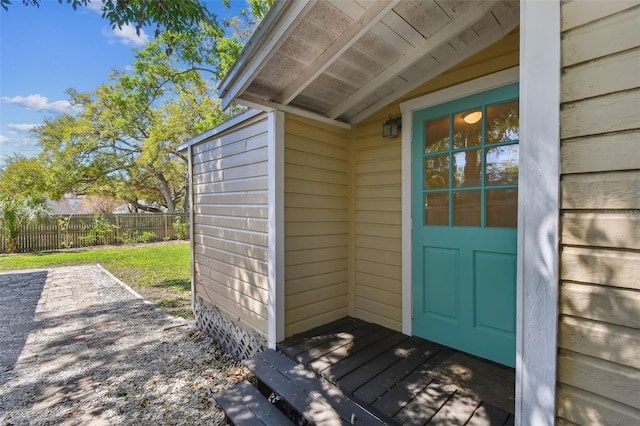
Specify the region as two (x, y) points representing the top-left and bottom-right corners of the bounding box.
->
(0, 241), (193, 319)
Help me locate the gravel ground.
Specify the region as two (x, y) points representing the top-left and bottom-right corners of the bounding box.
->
(0, 265), (249, 425)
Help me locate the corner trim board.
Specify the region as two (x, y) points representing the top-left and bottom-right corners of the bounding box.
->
(268, 110), (285, 348)
(516, 1), (561, 424)
(188, 143), (196, 310)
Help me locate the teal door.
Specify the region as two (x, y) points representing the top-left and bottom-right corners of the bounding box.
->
(412, 83), (519, 367)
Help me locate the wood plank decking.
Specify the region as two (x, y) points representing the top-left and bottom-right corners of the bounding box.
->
(277, 317), (515, 425)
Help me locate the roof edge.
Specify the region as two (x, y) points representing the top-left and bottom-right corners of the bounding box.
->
(177, 109), (263, 152)
(218, 0), (311, 109)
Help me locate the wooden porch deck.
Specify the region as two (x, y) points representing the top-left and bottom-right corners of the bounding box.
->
(277, 317), (515, 425)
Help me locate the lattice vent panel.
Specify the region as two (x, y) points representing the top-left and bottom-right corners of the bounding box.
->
(195, 301), (266, 360)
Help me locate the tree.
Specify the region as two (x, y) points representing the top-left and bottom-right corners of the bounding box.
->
(35, 36), (234, 212)
(0, 193), (51, 253)
(1, 0), (214, 39)
(0, 154), (48, 197)
(3, 0), (275, 80)
(8, 0), (275, 211)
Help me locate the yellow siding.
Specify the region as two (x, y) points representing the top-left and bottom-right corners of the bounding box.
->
(350, 30), (520, 332)
(558, 3), (640, 424)
(191, 113), (270, 338)
(284, 114), (350, 337)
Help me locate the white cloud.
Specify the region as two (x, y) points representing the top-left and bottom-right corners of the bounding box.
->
(7, 123), (39, 132)
(0, 132), (40, 160)
(1, 94), (81, 114)
(85, 0), (104, 12)
(103, 23), (149, 46)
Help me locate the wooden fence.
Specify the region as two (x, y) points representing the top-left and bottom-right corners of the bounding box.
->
(1, 213), (189, 254)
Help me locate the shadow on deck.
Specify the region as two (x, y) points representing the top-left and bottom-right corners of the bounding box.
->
(277, 317), (515, 425)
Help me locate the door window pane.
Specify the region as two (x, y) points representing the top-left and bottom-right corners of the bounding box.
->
(486, 145), (519, 185)
(425, 116), (450, 153)
(487, 189), (518, 227)
(453, 190), (480, 226)
(454, 109), (482, 149)
(454, 149), (482, 187)
(425, 155), (449, 189)
(425, 193), (449, 225)
(487, 100), (519, 144)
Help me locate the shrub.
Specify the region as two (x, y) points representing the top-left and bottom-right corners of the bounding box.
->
(58, 216), (74, 248)
(119, 230), (157, 244)
(79, 213), (117, 246)
(136, 231), (156, 243)
(173, 216), (188, 240)
(0, 194), (51, 253)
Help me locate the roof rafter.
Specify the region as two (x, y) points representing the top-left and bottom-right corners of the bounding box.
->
(237, 95), (352, 130)
(219, 0), (316, 110)
(276, 0), (401, 106)
(348, 19), (518, 124)
(327, 0), (501, 119)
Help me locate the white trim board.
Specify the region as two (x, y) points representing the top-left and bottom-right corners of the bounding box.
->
(267, 110), (285, 349)
(187, 144), (196, 310)
(177, 109), (262, 151)
(399, 66), (519, 337)
(517, 1), (560, 424)
(400, 67), (519, 114)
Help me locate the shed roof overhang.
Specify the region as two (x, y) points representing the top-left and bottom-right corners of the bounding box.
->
(218, 0), (519, 126)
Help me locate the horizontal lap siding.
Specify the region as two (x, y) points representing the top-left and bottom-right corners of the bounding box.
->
(353, 124), (403, 331)
(558, 3), (640, 424)
(284, 115), (350, 337)
(349, 31), (520, 333)
(191, 113), (269, 337)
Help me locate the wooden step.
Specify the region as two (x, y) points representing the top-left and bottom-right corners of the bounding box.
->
(244, 349), (386, 426)
(214, 379), (294, 426)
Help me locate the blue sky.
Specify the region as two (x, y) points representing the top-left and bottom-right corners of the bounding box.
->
(0, 0), (245, 161)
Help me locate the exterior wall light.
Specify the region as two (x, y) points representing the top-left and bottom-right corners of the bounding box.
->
(383, 116), (402, 138)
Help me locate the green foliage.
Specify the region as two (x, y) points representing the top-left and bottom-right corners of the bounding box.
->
(173, 215), (188, 240)
(0, 155), (48, 197)
(7, 0), (275, 212)
(0, 194), (51, 253)
(58, 216), (74, 248)
(79, 213), (117, 246)
(248, 0), (275, 20)
(119, 230), (157, 244)
(1, 0), (213, 41)
(35, 45), (232, 212)
(2, 0), (273, 83)
(136, 231), (156, 243)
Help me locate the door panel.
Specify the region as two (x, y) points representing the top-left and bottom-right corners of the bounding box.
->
(474, 251), (517, 334)
(412, 83), (519, 367)
(423, 247), (459, 320)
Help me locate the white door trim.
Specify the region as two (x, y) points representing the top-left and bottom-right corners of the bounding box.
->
(399, 67), (520, 337)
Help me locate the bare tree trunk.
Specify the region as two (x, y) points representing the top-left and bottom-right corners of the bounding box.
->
(6, 238), (17, 254)
(155, 173), (176, 213)
(129, 200), (163, 213)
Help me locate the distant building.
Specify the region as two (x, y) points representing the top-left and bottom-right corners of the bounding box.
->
(46, 195), (87, 215)
(47, 195), (126, 215)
